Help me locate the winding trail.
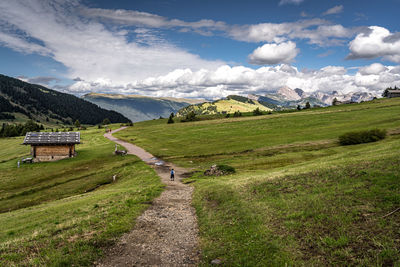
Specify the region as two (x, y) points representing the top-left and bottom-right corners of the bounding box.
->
(97, 127), (200, 266)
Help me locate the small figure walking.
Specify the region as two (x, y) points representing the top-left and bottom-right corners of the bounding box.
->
(170, 168), (175, 181)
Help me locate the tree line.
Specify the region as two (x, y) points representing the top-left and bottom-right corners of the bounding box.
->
(0, 120), (44, 138)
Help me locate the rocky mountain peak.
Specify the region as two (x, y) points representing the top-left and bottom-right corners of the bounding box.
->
(294, 88), (305, 97)
(277, 86), (301, 101)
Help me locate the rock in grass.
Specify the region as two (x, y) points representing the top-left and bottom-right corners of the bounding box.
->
(211, 258), (222, 265)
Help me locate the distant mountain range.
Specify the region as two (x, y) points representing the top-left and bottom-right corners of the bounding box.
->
(0, 74), (130, 125)
(249, 86), (377, 108)
(176, 86), (377, 117)
(82, 93), (205, 122)
(83, 86), (376, 121)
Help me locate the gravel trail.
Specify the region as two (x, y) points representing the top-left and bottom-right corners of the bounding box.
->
(97, 127), (200, 266)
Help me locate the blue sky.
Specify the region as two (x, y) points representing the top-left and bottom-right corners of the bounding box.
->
(0, 0), (400, 98)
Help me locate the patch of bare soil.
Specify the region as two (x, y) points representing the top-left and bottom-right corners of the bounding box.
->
(96, 128), (199, 266)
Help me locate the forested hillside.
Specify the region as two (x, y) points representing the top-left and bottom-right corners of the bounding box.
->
(0, 74), (130, 125)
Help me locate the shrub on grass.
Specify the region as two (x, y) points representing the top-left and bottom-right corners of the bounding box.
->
(253, 107), (263, 116)
(339, 129), (387, 145)
(217, 164), (236, 174)
(233, 111), (242, 117)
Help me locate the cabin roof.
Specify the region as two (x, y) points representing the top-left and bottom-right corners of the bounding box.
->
(23, 132), (80, 145)
(387, 90), (400, 93)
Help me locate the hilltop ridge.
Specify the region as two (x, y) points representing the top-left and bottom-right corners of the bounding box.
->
(176, 95), (274, 117)
(0, 74), (130, 125)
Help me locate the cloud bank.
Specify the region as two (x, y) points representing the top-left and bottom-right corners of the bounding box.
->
(69, 63), (400, 99)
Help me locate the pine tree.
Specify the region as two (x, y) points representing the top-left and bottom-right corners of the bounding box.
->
(74, 119), (81, 129)
(167, 113), (174, 124)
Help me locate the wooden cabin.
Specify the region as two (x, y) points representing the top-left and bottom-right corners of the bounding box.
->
(23, 132), (80, 162)
(387, 90), (400, 98)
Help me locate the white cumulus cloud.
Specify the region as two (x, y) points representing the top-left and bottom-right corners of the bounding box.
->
(248, 41), (299, 65)
(359, 63), (388, 75)
(347, 26), (400, 62)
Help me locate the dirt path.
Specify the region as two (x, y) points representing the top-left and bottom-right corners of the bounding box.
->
(97, 127), (200, 266)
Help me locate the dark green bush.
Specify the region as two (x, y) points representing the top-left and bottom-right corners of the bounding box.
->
(339, 129), (387, 145)
(233, 111), (242, 117)
(217, 164), (236, 174)
(253, 107), (263, 116)
(181, 111), (198, 122)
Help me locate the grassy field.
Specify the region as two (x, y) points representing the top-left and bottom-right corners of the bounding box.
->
(0, 127), (164, 266)
(115, 98), (400, 266)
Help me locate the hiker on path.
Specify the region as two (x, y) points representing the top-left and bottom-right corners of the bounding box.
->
(170, 168), (175, 181)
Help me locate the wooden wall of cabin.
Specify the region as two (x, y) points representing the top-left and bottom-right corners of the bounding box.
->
(33, 145), (75, 157)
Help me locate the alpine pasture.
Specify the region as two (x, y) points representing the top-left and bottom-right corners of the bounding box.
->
(115, 98), (400, 266)
(0, 127), (163, 266)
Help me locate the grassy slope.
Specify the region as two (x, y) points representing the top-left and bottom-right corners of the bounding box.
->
(177, 98), (272, 117)
(115, 99), (400, 168)
(0, 127), (164, 266)
(115, 98), (400, 266)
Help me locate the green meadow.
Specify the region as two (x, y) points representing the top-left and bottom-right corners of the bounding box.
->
(115, 98), (400, 266)
(0, 127), (164, 266)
